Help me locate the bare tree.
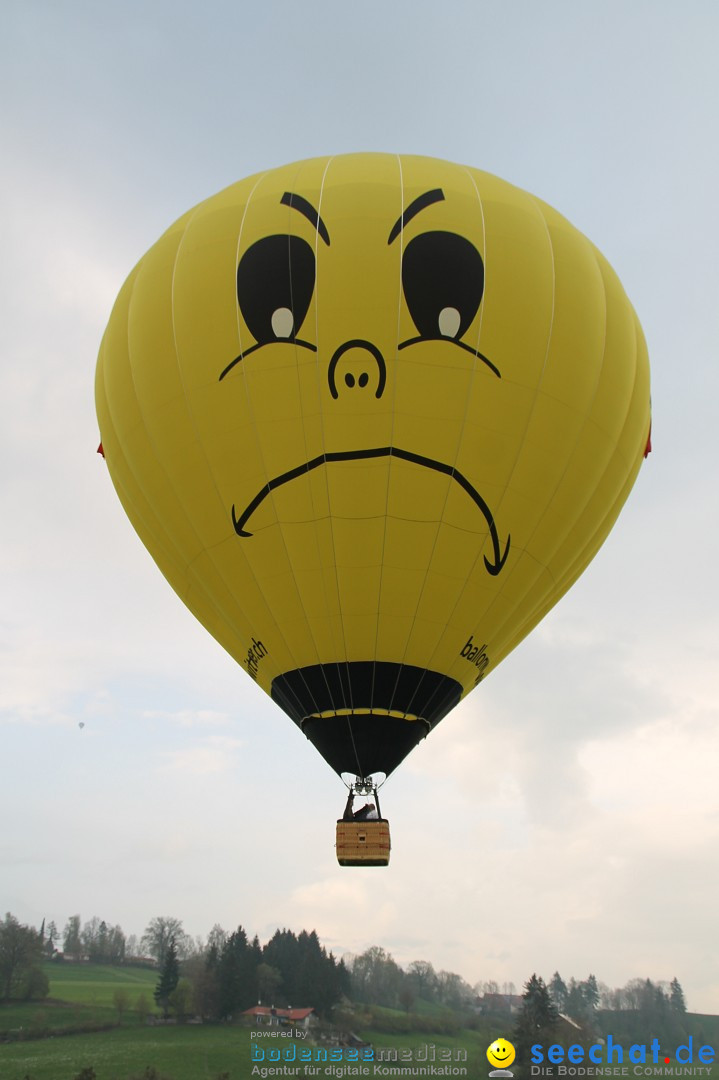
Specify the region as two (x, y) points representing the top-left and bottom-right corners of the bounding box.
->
(113, 988), (130, 1019)
(408, 960), (438, 1001)
(142, 916), (189, 966)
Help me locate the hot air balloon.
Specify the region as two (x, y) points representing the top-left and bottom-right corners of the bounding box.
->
(96, 154), (650, 866)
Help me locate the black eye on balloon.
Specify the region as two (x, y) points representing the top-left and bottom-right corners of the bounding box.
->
(401, 231), (484, 342)
(236, 234), (315, 346)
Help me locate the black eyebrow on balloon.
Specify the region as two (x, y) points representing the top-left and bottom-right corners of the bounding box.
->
(388, 188), (445, 245)
(281, 191), (330, 246)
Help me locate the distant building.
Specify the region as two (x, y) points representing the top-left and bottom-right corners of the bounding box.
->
(481, 993), (523, 1015)
(243, 1005), (315, 1030)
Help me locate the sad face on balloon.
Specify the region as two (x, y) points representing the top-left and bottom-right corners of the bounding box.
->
(217, 169), (510, 578)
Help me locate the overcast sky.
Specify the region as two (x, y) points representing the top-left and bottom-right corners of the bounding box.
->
(2, 0), (719, 1012)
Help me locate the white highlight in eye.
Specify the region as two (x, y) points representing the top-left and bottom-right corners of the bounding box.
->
(438, 306), (461, 338)
(271, 307), (294, 338)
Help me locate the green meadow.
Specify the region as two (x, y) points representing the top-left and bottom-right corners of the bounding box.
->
(0, 964), (158, 1041)
(44, 962), (158, 1008)
(0, 963), (487, 1079)
(0, 1023), (253, 1080)
(0, 961), (255, 1080)
(3, 963), (718, 1080)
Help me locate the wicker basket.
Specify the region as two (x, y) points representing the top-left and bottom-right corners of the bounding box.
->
(336, 819), (391, 866)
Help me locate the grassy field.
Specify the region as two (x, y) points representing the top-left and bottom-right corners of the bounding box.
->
(44, 963), (157, 1009)
(0, 964), (158, 1040)
(0, 1020), (491, 1080)
(2, 966), (717, 1080)
(0, 965), (488, 1079)
(0, 1023), (252, 1080)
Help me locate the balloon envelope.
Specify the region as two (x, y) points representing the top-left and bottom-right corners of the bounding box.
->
(96, 154), (650, 780)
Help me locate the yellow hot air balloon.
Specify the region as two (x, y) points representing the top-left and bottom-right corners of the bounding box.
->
(96, 154), (650, 865)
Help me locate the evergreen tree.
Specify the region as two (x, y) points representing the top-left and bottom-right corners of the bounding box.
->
(191, 951), (220, 1020)
(513, 975), (559, 1075)
(263, 929), (299, 1002)
(549, 972), (568, 1013)
(44, 920), (59, 957)
(257, 962), (283, 1002)
(583, 974), (600, 1012)
(566, 978), (588, 1022)
(259, 927), (348, 1016)
(154, 937), (180, 1018)
(670, 978), (686, 1014)
(216, 926), (258, 1018)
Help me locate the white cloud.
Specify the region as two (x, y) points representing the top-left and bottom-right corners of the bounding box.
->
(160, 736), (244, 775)
(143, 708), (231, 728)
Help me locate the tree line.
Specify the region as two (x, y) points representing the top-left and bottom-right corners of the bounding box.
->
(0, 912), (351, 1019)
(0, 910), (690, 1031)
(152, 921), (351, 1021)
(547, 970), (686, 1022)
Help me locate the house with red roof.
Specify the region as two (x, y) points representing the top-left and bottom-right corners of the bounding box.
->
(243, 1005), (315, 1030)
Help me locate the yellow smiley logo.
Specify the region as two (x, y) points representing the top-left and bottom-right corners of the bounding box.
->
(487, 1038), (516, 1069)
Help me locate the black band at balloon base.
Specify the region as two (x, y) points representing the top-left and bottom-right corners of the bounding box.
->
(271, 661), (462, 778)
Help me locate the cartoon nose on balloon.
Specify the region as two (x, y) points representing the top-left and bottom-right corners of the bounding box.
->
(328, 339), (387, 400)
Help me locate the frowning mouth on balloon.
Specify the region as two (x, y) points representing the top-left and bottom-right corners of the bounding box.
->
(231, 446), (510, 576)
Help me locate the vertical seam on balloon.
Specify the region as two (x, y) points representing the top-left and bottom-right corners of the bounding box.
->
(469, 199), (564, 657)
(102, 271), (156, 558)
(118, 257), (217, 611)
(111, 245), (249, 689)
(407, 165), (492, 717)
(160, 204), (296, 681)
(484, 228), (615, 660)
(98, 288), (181, 585)
(287, 156), (362, 768)
(175, 189), (302, 677)
(96, 329), (174, 579)
(286, 156), (363, 777)
(412, 184), (557, 702)
(311, 156), (356, 731)
(231, 172), (315, 725)
(370, 152), (406, 728)
(266, 161), (340, 717)
(394, 165), (491, 720)
(492, 240), (611, 655)
(537, 281), (644, 595)
(100, 301), (185, 585)
(487, 250), (613, 657)
(445, 192), (559, 682)
(129, 181), (311, 725)
(227, 167), (327, 721)
(317, 156), (355, 722)
(500, 313), (644, 665)
(317, 160), (356, 730)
